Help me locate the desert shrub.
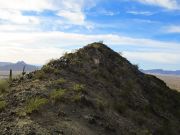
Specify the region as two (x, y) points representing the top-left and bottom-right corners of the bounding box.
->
(42, 65), (57, 74)
(64, 52), (70, 59)
(54, 69), (61, 75)
(134, 64), (139, 70)
(92, 43), (101, 48)
(56, 78), (67, 85)
(34, 70), (46, 80)
(50, 89), (67, 102)
(73, 83), (85, 93)
(72, 93), (82, 103)
(0, 100), (7, 111)
(24, 97), (48, 114)
(72, 94), (93, 107)
(0, 80), (9, 94)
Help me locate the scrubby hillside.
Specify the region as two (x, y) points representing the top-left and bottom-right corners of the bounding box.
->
(0, 43), (180, 135)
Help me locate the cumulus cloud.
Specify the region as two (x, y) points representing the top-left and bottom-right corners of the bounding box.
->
(0, 45), (67, 65)
(0, 0), (93, 27)
(136, 0), (179, 9)
(165, 25), (180, 33)
(57, 10), (85, 25)
(0, 0), (53, 11)
(0, 0), (179, 69)
(0, 9), (40, 25)
(0, 31), (180, 65)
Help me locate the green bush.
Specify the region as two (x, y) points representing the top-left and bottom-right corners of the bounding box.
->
(50, 89), (67, 102)
(0, 100), (7, 111)
(73, 83), (85, 92)
(56, 78), (67, 85)
(34, 70), (46, 80)
(0, 80), (9, 94)
(72, 93), (82, 103)
(24, 97), (48, 114)
(42, 65), (56, 74)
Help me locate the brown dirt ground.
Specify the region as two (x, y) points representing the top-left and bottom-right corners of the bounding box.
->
(154, 74), (180, 92)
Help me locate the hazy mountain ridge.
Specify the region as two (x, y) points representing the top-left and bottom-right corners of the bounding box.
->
(141, 69), (180, 75)
(0, 61), (39, 72)
(0, 62), (13, 67)
(0, 43), (179, 135)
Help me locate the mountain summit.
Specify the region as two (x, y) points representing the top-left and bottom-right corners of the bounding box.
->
(0, 43), (180, 135)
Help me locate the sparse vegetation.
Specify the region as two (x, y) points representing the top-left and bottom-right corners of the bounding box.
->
(73, 83), (85, 92)
(50, 89), (67, 102)
(72, 93), (82, 102)
(34, 70), (46, 80)
(24, 97), (48, 114)
(0, 79), (9, 94)
(42, 65), (55, 73)
(0, 100), (7, 111)
(56, 78), (67, 85)
(134, 64), (139, 70)
(1, 43), (180, 135)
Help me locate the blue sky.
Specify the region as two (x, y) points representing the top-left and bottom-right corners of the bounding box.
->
(0, 0), (180, 70)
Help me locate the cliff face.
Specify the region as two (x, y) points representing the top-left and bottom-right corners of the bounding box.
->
(0, 43), (180, 135)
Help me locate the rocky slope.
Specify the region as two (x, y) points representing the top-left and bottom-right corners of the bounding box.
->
(0, 43), (180, 135)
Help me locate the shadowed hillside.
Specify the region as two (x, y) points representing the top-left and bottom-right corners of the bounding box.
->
(0, 43), (180, 135)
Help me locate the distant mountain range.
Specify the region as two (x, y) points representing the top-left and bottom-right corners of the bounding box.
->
(0, 61), (39, 71)
(141, 69), (180, 76)
(0, 62), (13, 67)
(1, 61), (179, 75)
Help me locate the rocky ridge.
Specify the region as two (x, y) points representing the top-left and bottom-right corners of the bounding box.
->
(0, 43), (180, 135)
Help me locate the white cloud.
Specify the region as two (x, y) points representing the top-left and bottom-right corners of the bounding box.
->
(0, 0), (53, 11)
(0, 0), (93, 26)
(127, 10), (155, 16)
(123, 51), (180, 64)
(98, 8), (119, 16)
(55, 0), (86, 25)
(0, 9), (40, 25)
(0, 24), (38, 32)
(166, 25), (180, 33)
(57, 10), (85, 25)
(0, 31), (180, 65)
(136, 0), (179, 9)
(0, 45), (67, 65)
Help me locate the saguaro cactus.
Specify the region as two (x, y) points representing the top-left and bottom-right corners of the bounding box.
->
(22, 65), (26, 76)
(9, 69), (12, 81)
